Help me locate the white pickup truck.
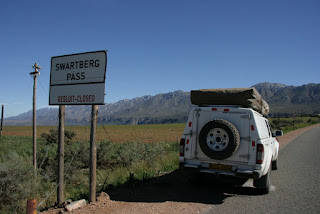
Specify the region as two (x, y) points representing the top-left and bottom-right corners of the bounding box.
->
(179, 88), (282, 194)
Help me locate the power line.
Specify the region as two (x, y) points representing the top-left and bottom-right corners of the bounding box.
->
(38, 78), (49, 97)
(0, 65), (31, 68)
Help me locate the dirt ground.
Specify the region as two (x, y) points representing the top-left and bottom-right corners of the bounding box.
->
(41, 123), (320, 214)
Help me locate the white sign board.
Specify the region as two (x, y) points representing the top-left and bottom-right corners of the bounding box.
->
(49, 51), (107, 105)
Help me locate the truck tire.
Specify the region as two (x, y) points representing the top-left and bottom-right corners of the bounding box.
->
(272, 159), (278, 170)
(253, 162), (271, 194)
(199, 119), (240, 160)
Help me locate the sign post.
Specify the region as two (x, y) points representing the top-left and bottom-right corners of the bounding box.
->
(50, 50), (107, 205)
(57, 105), (65, 205)
(89, 105), (98, 202)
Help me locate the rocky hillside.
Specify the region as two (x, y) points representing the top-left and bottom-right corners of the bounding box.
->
(252, 82), (320, 116)
(4, 83), (320, 126)
(5, 90), (191, 126)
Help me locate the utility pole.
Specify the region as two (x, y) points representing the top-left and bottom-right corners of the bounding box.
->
(0, 105), (3, 138)
(30, 63), (41, 176)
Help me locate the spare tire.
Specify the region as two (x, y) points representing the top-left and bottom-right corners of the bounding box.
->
(199, 119), (240, 160)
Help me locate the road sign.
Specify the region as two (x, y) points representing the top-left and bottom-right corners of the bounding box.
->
(49, 51), (107, 105)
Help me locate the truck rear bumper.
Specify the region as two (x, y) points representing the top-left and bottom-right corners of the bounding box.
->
(182, 164), (261, 179)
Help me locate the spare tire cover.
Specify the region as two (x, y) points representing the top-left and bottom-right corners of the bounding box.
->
(199, 119), (240, 160)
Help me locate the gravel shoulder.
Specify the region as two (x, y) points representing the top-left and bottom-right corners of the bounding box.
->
(41, 123), (320, 214)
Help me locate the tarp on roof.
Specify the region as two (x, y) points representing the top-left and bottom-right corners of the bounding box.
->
(190, 87), (269, 116)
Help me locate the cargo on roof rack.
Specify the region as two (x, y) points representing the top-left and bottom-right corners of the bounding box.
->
(190, 87), (269, 116)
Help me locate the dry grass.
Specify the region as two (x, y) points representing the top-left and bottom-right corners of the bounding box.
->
(2, 123), (185, 143)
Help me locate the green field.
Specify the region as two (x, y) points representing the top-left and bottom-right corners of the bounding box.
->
(0, 117), (319, 213)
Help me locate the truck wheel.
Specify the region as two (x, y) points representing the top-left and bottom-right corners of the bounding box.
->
(199, 119), (240, 160)
(272, 159), (278, 170)
(254, 163), (271, 194)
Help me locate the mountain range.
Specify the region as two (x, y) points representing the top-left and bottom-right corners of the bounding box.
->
(4, 82), (320, 126)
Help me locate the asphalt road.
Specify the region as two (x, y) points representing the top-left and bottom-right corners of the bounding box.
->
(203, 126), (320, 214)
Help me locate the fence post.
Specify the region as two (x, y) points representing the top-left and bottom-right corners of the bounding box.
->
(26, 199), (37, 214)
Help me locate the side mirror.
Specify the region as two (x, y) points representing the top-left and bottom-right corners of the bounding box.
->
(274, 130), (283, 137)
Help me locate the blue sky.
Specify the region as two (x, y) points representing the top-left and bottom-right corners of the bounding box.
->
(0, 0), (319, 117)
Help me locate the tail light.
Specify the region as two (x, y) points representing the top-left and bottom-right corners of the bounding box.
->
(256, 144), (264, 164)
(180, 138), (185, 156)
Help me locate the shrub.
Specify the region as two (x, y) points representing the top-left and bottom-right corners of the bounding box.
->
(38, 129), (85, 183)
(97, 141), (178, 169)
(40, 129), (76, 145)
(0, 152), (35, 213)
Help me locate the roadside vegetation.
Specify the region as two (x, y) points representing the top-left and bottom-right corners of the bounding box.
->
(0, 116), (318, 213)
(269, 116), (320, 133)
(0, 128), (179, 213)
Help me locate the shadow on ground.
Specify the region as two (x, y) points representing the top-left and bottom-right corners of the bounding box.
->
(106, 169), (260, 205)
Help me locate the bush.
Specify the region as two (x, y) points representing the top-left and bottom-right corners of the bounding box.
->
(96, 141), (179, 192)
(307, 119), (317, 124)
(97, 140), (178, 169)
(38, 129), (85, 183)
(40, 129), (76, 145)
(0, 152), (35, 213)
